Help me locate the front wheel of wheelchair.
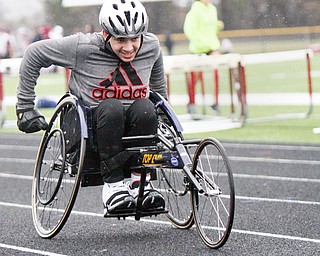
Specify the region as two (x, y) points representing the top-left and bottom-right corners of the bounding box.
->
(154, 166), (194, 229)
(151, 122), (194, 229)
(191, 138), (235, 249)
(32, 95), (86, 238)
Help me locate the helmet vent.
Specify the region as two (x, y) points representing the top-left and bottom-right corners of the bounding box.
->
(99, 0), (148, 37)
(125, 11), (131, 26)
(108, 17), (119, 34)
(133, 12), (138, 24)
(116, 15), (125, 26)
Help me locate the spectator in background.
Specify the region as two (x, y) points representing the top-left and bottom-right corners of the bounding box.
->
(84, 24), (95, 34)
(42, 25), (51, 40)
(183, 0), (224, 118)
(164, 31), (174, 55)
(32, 27), (45, 42)
(49, 25), (64, 73)
(49, 25), (64, 40)
(15, 27), (32, 57)
(0, 28), (15, 59)
(32, 25), (52, 43)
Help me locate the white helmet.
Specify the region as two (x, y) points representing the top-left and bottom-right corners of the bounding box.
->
(99, 0), (149, 38)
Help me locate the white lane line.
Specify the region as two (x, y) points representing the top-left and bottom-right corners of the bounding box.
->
(230, 229), (320, 244)
(230, 155), (320, 165)
(0, 134), (41, 140)
(224, 143), (320, 152)
(0, 144), (38, 150)
(0, 173), (33, 180)
(1, 172), (319, 208)
(236, 195), (320, 206)
(233, 173), (320, 183)
(1, 201), (319, 245)
(2, 172), (319, 185)
(2, 139), (320, 152)
(0, 242), (67, 256)
(0, 158), (35, 164)
(2, 154), (320, 166)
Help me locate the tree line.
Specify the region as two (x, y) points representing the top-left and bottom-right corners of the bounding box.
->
(44, 0), (320, 36)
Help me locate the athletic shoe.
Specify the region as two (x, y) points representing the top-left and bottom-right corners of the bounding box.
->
(187, 103), (201, 120)
(103, 181), (135, 216)
(129, 181), (165, 211)
(187, 103), (197, 115)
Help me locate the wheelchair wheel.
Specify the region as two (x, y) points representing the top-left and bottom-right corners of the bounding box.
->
(191, 138), (235, 249)
(36, 128), (66, 206)
(152, 121), (194, 229)
(154, 167), (193, 229)
(32, 95), (86, 238)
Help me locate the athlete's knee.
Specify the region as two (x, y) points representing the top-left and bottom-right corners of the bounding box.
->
(94, 99), (125, 128)
(129, 98), (156, 119)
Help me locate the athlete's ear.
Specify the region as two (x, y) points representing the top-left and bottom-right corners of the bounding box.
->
(102, 30), (108, 39)
(100, 32), (114, 54)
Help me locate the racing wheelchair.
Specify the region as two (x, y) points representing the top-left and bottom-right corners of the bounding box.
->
(31, 91), (235, 249)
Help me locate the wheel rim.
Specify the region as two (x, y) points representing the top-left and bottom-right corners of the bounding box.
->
(153, 167), (193, 228)
(32, 97), (85, 238)
(191, 139), (235, 248)
(153, 121), (194, 229)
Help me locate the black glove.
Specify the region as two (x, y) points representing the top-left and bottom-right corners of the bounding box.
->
(16, 108), (48, 133)
(157, 109), (171, 126)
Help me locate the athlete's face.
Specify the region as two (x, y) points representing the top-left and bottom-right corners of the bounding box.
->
(200, 0), (212, 5)
(109, 36), (142, 62)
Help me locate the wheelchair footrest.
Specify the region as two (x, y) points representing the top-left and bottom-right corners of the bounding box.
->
(81, 171), (104, 187)
(104, 208), (169, 220)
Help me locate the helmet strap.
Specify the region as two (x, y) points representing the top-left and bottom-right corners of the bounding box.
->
(100, 33), (144, 61)
(100, 31), (115, 55)
(136, 35), (144, 55)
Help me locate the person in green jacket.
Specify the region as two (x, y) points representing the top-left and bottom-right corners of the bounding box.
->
(184, 0), (222, 55)
(183, 0), (224, 118)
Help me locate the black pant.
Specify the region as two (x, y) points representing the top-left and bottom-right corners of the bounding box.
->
(93, 98), (158, 183)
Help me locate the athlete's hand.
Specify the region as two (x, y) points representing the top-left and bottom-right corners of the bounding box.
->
(157, 109), (171, 126)
(16, 108), (48, 133)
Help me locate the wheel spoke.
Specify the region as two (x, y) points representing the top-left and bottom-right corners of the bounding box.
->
(191, 138), (235, 248)
(32, 96), (84, 238)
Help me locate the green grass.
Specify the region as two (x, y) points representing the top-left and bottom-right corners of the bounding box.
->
(245, 59), (320, 93)
(3, 54), (320, 145)
(4, 72), (67, 96)
(168, 37), (315, 55)
(186, 114), (320, 144)
(167, 58), (320, 95)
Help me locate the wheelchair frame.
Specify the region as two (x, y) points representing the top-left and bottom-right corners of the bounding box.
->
(31, 91), (235, 249)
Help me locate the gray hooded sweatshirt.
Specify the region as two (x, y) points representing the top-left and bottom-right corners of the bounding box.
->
(16, 32), (167, 110)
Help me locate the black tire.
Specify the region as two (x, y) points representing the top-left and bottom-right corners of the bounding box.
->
(191, 138), (235, 249)
(32, 95), (86, 238)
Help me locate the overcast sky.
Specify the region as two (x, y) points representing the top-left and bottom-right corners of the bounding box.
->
(0, 0), (44, 25)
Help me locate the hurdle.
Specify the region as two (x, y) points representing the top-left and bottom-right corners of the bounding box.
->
(241, 49), (313, 124)
(0, 59), (23, 128)
(163, 53), (247, 124)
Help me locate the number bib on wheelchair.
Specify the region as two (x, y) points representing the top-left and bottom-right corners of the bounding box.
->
(139, 150), (183, 168)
